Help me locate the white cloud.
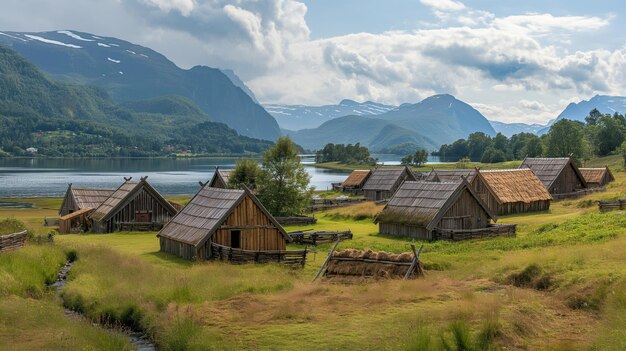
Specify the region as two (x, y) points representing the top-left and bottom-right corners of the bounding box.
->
(494, 14), (610, 34)
(141, 0), (196, 16)
(420, 0), (465, 11)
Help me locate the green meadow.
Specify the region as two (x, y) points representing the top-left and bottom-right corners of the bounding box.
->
(0, 159), (625, 350)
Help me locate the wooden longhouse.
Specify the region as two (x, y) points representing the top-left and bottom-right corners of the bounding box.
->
(58, 185), (115, 234)
(579, 167), (615, 188)
(472, 169), (552, 215)
(208, 167), (232, 189)
(90, 177), (178, 233)
(375, 180), (514, 241)
(424, 169), (477, 183)
(520, 157), (587, 197)
(341, 169), (371, 194)
(157, 186), (291, 261)
(362, 166), (416, 201)
(59, 185), (115, 216)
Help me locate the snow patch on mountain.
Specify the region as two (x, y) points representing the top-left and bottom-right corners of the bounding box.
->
(97, 43), (110, 47)
(107, 57), (120, 63)
(0, 32), (26, 41)
(57, 30), (94, 42)
(24, 34), (82, 48)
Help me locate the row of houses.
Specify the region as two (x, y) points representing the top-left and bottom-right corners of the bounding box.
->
(338, 157), (614, 240)
(58, 173), (292, 261)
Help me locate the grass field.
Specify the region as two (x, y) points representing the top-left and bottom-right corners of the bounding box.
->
(1, 157), (625, 350)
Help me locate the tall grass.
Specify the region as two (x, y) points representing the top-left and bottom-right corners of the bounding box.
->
(0, 244), (66, 297)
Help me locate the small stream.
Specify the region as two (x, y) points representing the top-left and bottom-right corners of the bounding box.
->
(50, 261), (157, 351)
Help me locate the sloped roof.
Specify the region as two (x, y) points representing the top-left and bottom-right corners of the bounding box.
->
(520, 157), (587, 189)
(59, 186), (115, 215)
(375, 180), (495, 230)
(341, 170), (371, 187)
(208, 168), (231, 188)
(476, 169), (552, 204)
(362, 167), (416, 191)
(90, 178), (176, 222)
(157, 186), (289, 247)
(579, 167), (614, 184)
(425, 169), (477, 183)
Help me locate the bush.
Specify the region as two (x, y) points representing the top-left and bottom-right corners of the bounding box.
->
(506, 264), (555, 291)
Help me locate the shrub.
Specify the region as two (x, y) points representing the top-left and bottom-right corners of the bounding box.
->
(506, 264), (555, 291)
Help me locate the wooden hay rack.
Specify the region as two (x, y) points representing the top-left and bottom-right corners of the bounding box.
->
(0, 230), (28, 252)
(288, 229), (353, 246)
(312, 241), (424, 282)
(211, 243), (308, 267)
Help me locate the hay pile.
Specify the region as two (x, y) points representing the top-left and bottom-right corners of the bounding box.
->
(325, 249), (421, 279)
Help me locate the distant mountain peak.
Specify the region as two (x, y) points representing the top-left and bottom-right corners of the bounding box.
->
(339, 99), (359, 106)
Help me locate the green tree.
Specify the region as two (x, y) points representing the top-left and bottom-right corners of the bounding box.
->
(521, 135), (543, 157)
(481, 147), (506, 163)
(228, 159), (261, 189)
(401, 148), (429, 166)
(545, 119), (587, 161)
(592, 115), (625, 156)
(257, 137), (312, 216)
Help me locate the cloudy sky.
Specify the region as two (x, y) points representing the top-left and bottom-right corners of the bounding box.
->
(2, 0), (624, 124)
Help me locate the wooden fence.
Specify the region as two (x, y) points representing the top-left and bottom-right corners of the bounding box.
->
(435, 224), (516, 241)
(211, 243), (308, 267)
(0, 231), (28, 252)
(308, 197), (366, 212)
(288, 230), (353, 245)
(118, 222), (164, 232)
(275, 216), (317, 226)
(598, 199), (626, 212)
(313, 242), (424, 281)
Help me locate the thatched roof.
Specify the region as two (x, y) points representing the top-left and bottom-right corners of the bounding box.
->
(579, 167), (614, 184)
(59, 186), (115, 215)
(475, 169), (552, 204)
(520, 157), (586, 189)
(424, 169), (476, 183)
(157, 186), (289, 247)
(208, 167), (231, 188)
(341, 170), (371, 187)
(90, 177), (176, 222)
(362, 166), (416, 192)
(375, 180), (495, 230)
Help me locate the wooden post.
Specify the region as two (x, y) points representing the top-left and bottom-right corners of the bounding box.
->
(404, 243), (424, 280)
(312, 239), (341, 282)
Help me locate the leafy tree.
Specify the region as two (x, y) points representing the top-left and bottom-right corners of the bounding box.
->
(228, 159), (261, 189)
(521, 135), (543, 157)
(545, 119), (587, 161)
(315, 143), (376, 165)
(257, 137), (312, 216)
(401, 148), (429, 166)
(481, 147), (506, 163)
(590, 114), (625, 156)
(467, 132), (491, 160)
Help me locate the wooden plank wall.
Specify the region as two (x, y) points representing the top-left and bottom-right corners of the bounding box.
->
(378, 223), (431, 240)
(551, 165), (585, 195)
(213, 197), (286, 251)
(95, 188), (176, 233)
(438, 189), (489, 230)
(59, 192), (78, 216)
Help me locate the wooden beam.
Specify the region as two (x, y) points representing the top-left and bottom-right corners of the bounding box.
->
(404, 243), (424, 279)
(312, 239), (341, 282)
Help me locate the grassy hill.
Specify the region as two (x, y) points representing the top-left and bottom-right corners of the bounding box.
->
(0, 30), (281, 140)
(1, 155), (624, 350)
(0, 45), (272, 157)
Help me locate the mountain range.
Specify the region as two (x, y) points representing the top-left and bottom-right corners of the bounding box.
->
(0, 44), (272, 157)
(266, 100), (397, 131)
(285, 94), (497, 151)
(538, 95), (626, 134)
(0, 30), (279, 140)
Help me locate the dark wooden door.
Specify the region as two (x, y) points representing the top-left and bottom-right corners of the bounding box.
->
(230, 230), (241, 249)
(135, 211), (152, 223)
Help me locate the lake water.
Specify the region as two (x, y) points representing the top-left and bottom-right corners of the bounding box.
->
(0, 155), (450, 198)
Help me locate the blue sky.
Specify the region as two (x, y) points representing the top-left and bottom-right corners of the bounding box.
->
(1, 0), (625, 124)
